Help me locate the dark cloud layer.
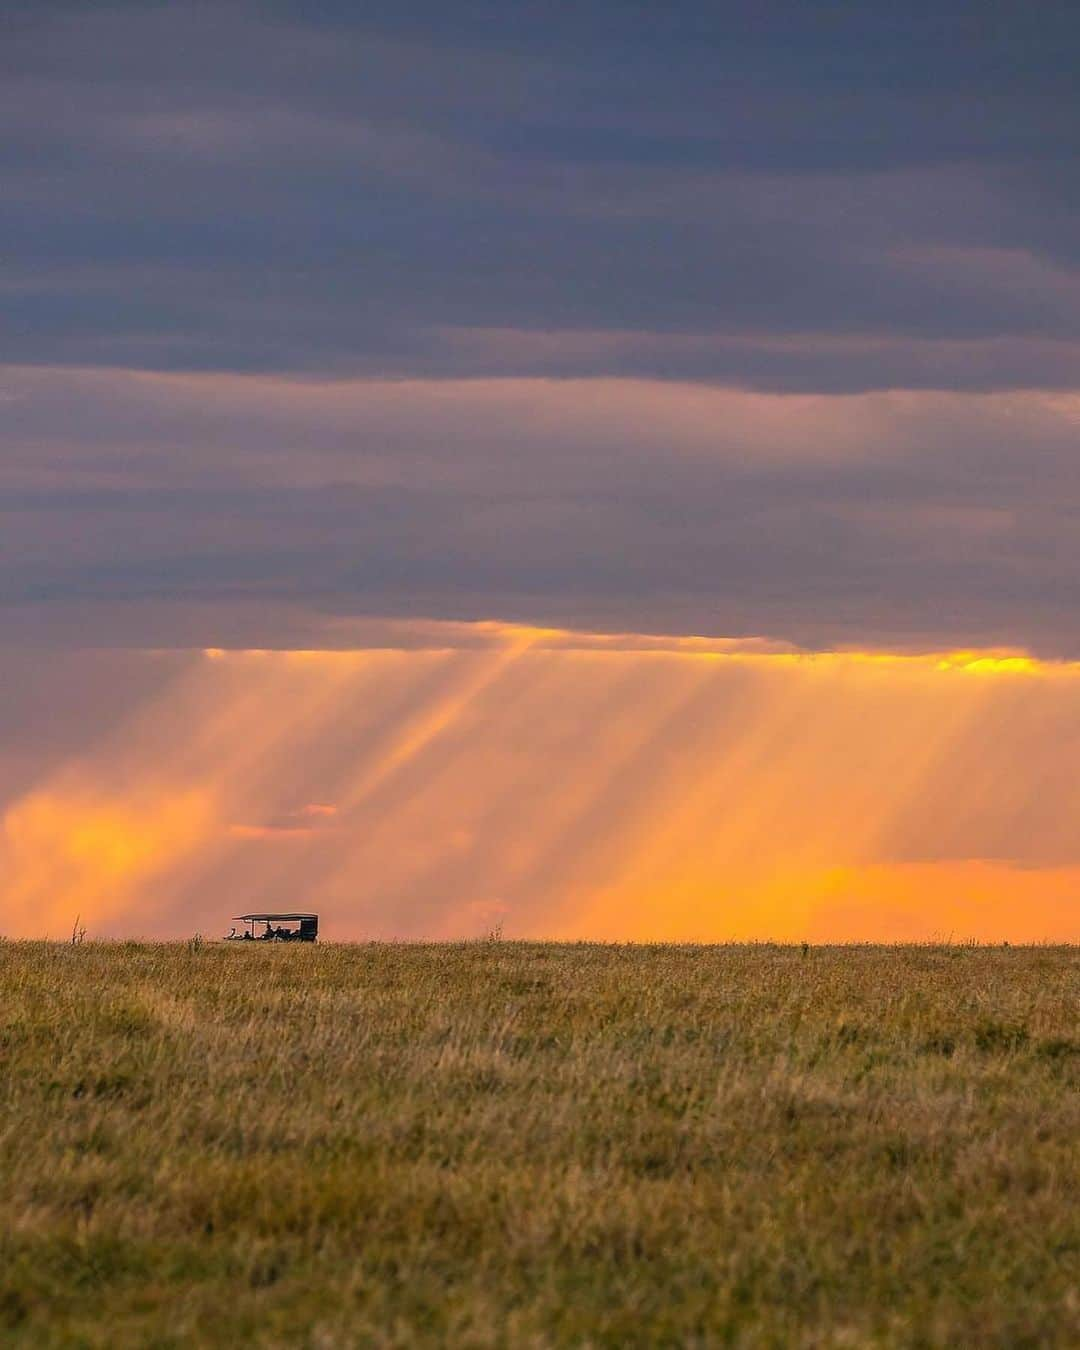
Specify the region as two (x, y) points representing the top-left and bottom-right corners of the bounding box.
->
(2, 4), (1079, 653)
(3, 368), (1080, 654)
(3, 1), (1079, 386)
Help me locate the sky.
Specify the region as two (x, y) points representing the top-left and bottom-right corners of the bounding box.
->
(2, 2), (1079, 940)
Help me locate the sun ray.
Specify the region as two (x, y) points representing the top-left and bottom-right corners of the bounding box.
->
(2, 623), (1078, 940)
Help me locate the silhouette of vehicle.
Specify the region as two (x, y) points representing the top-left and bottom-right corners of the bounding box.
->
(226, 913), (319, 942)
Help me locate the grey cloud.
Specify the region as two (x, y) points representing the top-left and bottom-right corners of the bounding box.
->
(3, 367), (1080, 654)
(2, 3), (1079, 386)
(3, 3), (1079, 658)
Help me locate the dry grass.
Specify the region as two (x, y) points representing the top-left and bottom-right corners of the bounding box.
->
(0, 940), (1077, 1347)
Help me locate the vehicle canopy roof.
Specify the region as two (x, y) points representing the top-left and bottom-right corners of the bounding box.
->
(233, 913), (318, 922)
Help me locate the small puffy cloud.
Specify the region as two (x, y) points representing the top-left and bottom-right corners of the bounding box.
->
(228, 803), (340, 840)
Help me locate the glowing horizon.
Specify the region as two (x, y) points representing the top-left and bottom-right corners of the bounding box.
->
(2, 620), (1077, 944)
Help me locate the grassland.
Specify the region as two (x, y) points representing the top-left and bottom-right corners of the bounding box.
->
(0, 941), (1076, 1348)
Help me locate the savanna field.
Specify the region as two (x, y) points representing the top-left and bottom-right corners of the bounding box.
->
(1, 941), (1077, 1348)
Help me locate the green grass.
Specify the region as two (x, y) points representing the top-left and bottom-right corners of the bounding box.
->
(0, 941), (1076, 1348)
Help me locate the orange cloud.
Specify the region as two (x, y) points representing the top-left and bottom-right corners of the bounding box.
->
(3, 788), (213, 936)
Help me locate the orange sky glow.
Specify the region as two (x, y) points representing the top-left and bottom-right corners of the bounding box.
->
(2, 620), (1078, 943)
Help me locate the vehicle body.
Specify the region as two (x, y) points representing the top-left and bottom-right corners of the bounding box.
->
(226, 913), (319, 942)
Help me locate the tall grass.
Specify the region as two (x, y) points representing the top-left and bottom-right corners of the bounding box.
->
(1, 941), (1076, 1347)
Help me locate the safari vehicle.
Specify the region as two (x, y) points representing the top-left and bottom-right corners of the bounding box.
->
(226, 913), (319, 942)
